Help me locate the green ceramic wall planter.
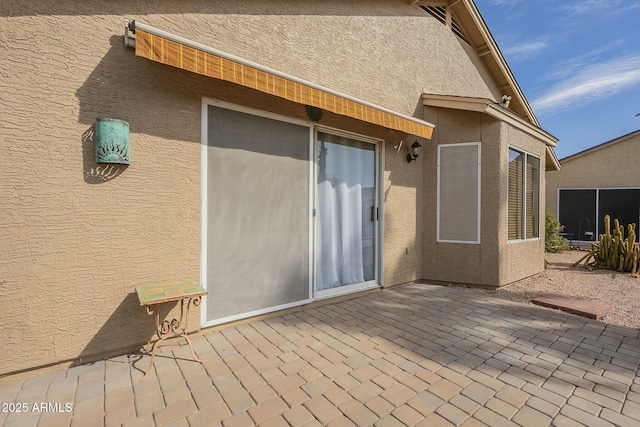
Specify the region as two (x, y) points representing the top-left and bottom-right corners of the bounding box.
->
(95, 118), (130, 165)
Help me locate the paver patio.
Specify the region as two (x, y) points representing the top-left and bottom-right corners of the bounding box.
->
(2, 283), (640, 426)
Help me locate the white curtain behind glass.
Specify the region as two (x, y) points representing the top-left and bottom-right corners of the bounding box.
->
(317, 134), (375, 291)
(317, 181), (364, 290)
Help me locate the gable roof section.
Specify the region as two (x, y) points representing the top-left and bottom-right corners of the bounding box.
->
(414, 0), (561, 171)
(412, 0), (539, 127)
(560, 129), (640, 163)
(419, 4), (470, 44)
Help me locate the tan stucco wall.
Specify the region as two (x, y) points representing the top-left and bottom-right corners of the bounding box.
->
(546, 132), (640, 217)
(1, 0), (510, 375)
(421, 108), (501, 286)
(421, 109), (546, 287)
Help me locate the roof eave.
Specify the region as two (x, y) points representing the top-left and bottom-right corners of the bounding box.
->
(422, 94), (560, 171)
(414, 0), (540, 126)
(422, 94), (558, 147)
(460, 0), (539, 126)
(546, 147), (561, 171)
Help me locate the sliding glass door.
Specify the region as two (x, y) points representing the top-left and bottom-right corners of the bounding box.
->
(204, 103), (312, 325)
(316, 131), (379, 296)
(202, 101), (382, 325)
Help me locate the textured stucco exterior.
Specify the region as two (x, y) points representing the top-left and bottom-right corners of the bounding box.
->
(546, 131), (640, 217)
(421, 109), (546, 287)
(1, 0), (549, 376)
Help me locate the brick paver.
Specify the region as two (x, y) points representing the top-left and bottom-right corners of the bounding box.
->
(2, 284), (639, 426)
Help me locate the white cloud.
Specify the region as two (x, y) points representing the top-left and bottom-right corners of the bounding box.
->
(563, 0), (610, 14)
(532, 54), (640, 116)
(563, 0), (640, 14)
(504, 41), (547, 60)
(622, 2), (640, 12)
(542, 39), (628, 81)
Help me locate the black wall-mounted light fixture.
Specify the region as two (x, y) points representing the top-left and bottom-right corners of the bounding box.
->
(407, 140), (422, 163)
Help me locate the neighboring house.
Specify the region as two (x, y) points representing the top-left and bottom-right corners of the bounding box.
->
(546, 130), (640, 243)
(0, 0), (558, 376)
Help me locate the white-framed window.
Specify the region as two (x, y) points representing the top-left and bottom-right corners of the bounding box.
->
(508, 148), (540, 241)
(437, 142), (481, 243)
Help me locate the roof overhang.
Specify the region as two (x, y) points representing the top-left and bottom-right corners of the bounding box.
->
(423, 94), (560, 170)
(124, 21), (434, 139)
(412, 0), (540, 127)
(546, 146), (561, 171)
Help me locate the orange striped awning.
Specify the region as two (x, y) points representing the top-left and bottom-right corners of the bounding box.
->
(132, 27), (433, 139)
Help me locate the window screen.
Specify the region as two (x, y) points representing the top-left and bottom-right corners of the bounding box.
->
(508, 149), (524, 240)
(558, 190), (596, 241)
(508, 148), (540, 240)
(526, 156), (540, 238)
(598, 189), (640, 242)
(206, 105), (310, 323)
(438, 144), (480, 242)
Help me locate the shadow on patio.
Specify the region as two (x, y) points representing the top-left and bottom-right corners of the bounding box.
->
(142, 284), (640, 425)
(2, 283), (640, 426)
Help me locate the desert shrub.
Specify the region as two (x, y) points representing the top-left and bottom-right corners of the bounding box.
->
(545, 212), (569, 253)
(573, 215), (640, 277)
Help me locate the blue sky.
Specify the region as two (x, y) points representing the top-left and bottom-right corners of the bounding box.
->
(475, 0), (640, 159)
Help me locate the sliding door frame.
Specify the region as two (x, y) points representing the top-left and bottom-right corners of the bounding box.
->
(200, 98), (314, 327)
(313, 126), (384, 300)
(199, 100), (386, 327)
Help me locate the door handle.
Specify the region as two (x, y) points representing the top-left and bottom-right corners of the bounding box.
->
(371, 206), (378, 222)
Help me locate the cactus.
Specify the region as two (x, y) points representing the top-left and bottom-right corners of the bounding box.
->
(573, 215), (640, 277)
(624, 225), (635, 271)
(633, 245), (640, 278)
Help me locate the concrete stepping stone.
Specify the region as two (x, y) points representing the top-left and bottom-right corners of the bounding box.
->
(531, 295), (612, 320)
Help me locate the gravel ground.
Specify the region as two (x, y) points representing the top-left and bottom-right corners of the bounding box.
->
(448, 249), (640, 329)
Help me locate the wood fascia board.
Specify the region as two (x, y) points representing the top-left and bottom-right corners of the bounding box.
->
(485, 103), (557, 147)
(477, 44), (491, 57)
(422, 95), (558, 147)
(422, 94), (488, 112)
(460, 0), (540, 128)
(413, 0), (536, 126)
(546, 147), (561, 171)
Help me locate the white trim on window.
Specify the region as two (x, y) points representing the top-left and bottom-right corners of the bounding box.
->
(507, 146), (541, 243)
(437, 142), (481, 244)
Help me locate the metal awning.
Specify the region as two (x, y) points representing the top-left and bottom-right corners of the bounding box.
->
(124, 21), (434, 139)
